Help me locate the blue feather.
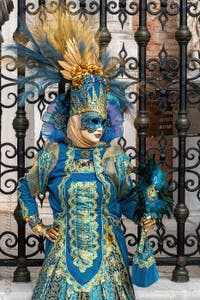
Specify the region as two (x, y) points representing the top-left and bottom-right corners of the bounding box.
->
(79, 41), (86, 54)
(101, 52), (111, 69)
(40, 38), (63, 62)
(109, 81), (134, 113)
(18, 19), (47, 56)
(6, 40), (68, 106)
(134, 156), (173, 222)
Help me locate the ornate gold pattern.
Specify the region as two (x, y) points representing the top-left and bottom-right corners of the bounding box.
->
(93, 144), (111, 206)
(147, 185), (157, 203)
(80, 150), (90, 159)
(33, 212), (135, 298)
(132, 252), (155, 269)
(70, 84), (107, 119)
(64, 145), (74, 174)
(102, 215), (135, 299)
(58, 145), (75, 209)
(26, 142), (59, 196)
(31, 143), (135, 299)
(71, 159), (95, 173)
(68, 181), (99, 272)
(132, 228), (155, 269)
(70, 64), (109, 92)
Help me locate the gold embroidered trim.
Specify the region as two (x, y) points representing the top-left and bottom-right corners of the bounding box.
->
(34, 143), (134, 296)
(68, 181), (99, 272)
(71, 159), (95, 172)
(58, 146), (74, 209)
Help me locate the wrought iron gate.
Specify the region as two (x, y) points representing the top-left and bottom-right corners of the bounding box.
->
(0, 0), (199, 283)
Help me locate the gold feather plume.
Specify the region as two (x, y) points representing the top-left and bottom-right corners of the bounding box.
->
(26, 10), (105, 88)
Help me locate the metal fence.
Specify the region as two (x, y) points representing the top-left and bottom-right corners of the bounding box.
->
(0, 0), (199, 283)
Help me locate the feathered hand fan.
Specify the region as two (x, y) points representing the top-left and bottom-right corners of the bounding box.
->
(132, 156), (173, 287)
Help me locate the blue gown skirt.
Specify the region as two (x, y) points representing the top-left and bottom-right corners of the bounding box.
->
(32, 229), (135, 300)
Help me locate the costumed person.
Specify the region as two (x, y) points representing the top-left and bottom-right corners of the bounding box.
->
(14, 12), (168, 300)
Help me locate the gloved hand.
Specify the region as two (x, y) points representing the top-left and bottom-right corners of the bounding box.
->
(31, 223), (60, 243)
(140, 215), (155, 233)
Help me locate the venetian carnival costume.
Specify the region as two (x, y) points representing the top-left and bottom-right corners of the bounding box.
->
(16, 13), (137, 300)
(15, 11), (172, 300)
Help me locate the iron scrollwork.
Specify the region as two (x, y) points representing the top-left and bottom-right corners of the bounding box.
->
(187, 0), (200, 106)
(0, 231), (18, 258)
(185, 139), (200, 201)
(109, 43), (139, 88)
(26, 0), (59, 17)
(187, 0), (200, 17)
(146, 45), (179, 112)
(66, 0), (99, 21)
(149, 226), (177, 257)
(147, 0), (179, 30)
(121, 218), (138, 258)
(25, 234), (45, 258)
(0, 55), (18, 108)
(0, 143), (18, 194)
(185, 223), (200, 257)
(107, 0), (139, 29)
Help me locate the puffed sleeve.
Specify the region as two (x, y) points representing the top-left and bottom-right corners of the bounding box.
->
(18, 142), (59, 221)
(103, 146), (137, 221)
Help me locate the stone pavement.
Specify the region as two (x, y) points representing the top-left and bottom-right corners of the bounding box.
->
(0, 266), (199, 300)
(134, 265), (200, 300)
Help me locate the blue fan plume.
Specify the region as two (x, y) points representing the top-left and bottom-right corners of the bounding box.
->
(134, 156), (173, 222)
(5, 20), (68, 106)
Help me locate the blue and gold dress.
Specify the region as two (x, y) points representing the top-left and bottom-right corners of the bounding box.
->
(18, 141), (137, 300)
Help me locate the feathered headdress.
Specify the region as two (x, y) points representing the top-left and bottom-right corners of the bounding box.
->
(8, 10), (133, 143)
